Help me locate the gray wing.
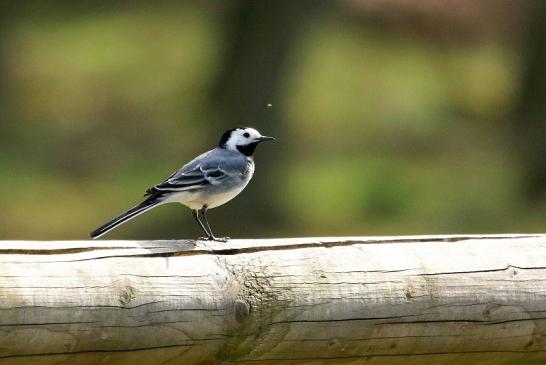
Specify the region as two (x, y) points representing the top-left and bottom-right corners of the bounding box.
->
(144, 149), (245, 196)
(144, 164), (229, 196)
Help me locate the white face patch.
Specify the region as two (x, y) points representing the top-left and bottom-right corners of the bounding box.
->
(225, 128), (262, 151)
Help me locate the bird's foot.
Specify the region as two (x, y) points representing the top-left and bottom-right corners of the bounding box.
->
(198, 236), (230, 242)
(213, 236), (230, 242)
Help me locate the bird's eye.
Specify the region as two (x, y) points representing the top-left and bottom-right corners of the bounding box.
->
(243, 132), (250, 138)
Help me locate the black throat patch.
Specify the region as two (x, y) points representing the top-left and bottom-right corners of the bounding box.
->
(236, 141), (259, 156)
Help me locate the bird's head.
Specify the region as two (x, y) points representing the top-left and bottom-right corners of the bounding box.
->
(219, 127), (275, 156)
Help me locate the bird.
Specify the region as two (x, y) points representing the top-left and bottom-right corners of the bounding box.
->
(90, 127), (275, 241)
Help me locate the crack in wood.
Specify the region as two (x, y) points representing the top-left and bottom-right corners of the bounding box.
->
(269, 316), (546, 327)
(0, 320), (98, 327)
(0, 301), (167, 311)
(0, 343), (197, 359)
(408, 264), (546, 277)
(1, 235), (541, 259)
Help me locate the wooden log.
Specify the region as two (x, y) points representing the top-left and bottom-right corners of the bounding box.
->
(0, 234), (545, 365)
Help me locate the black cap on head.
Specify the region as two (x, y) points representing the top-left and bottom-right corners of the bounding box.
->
(219, 127), (246, 147)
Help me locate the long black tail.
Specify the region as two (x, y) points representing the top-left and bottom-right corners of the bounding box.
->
(90, 196), (162, 239)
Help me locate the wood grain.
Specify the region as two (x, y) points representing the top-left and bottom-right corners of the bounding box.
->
(0, 234), (545, 364)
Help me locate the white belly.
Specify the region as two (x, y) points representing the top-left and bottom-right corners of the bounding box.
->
(174, 185), (247, 209)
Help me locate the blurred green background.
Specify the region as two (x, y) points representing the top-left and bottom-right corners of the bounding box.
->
(0, 1), (544, 240)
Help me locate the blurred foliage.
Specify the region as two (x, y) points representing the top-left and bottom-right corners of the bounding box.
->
(0, 1), (544, 240)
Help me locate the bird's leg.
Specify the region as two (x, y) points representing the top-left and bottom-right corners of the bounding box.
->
(200, 206), (229, 242)
(192, 209), (211, 240)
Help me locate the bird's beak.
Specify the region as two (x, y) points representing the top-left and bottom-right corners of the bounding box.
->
(257, 135), (276, 142)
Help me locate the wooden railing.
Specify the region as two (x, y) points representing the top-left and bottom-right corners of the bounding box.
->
(1, 234), (545, 364)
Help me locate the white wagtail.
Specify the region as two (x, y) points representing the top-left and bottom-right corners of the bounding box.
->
(90, 127), (275, 241)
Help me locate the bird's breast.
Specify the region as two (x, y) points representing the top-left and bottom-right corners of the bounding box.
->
(245, 159), (255, 178)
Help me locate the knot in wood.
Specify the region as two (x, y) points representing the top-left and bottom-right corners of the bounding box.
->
(234, 299), (250, 323)
(118, 286), (136, 306)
